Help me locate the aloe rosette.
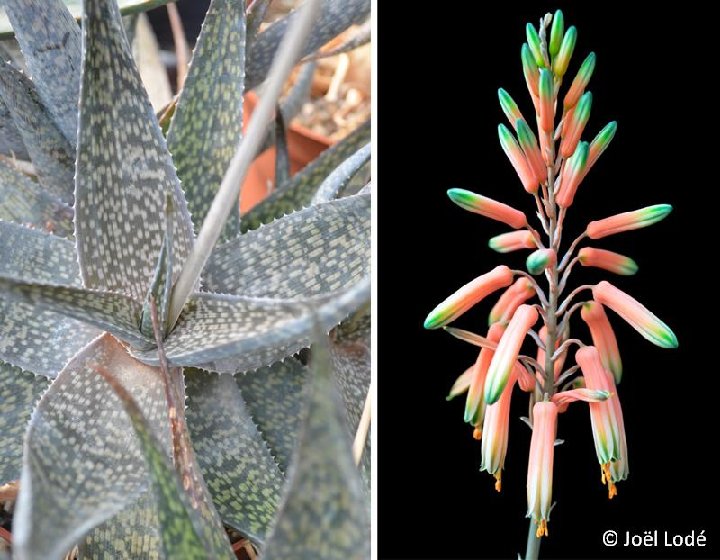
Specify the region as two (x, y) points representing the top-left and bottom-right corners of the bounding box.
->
(0, 0), (371, 558)
(428, 9), (677, 558)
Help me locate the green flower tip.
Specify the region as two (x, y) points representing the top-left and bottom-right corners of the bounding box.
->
(657, 324), (679, 349)
(526, 249), (554, 275)
(423, 310), (442, 330)
(526, 23), (545, 67)
(645, 204), (673, 224)
(553, 25), (577, 77)
(539, 69), (553, 97)
(580, 52), (597, 78)
(549, 10), (564, 57)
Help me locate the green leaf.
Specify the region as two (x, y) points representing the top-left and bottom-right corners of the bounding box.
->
(0, 0), (172, 40)
(0, 222), (98, 376)
(235, 358), (309, 474)
(76, 0), (195, 302)
(78, 493), (163, 560)
(0, 97), (29, 158)
(166, 0), (246, 242)
(206, 192), (370, 298)
(185, 368), (284, 543)
(13, 334), (173, 560)
(0, 360), (49, 484)
(241, 119), (370, 232)
(0, 0), (81, 144)
(93, 355), (235, 560)
(0, 61), (76, 204)
(245, 0), (370, 90)
(311, 143), (371, 204)
(0, 276), (149, 347)
(262, 329), (370, 559)
(0, 159), (74, 237)
(134, 275), (371, 372)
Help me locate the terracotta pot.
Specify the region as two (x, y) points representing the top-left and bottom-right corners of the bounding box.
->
(241, 91), (332, 212)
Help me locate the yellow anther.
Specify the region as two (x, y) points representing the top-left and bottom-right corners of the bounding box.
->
(472, 427), (483, 440)
(494, 471), (502, 492)
(535, 519), (548, 538)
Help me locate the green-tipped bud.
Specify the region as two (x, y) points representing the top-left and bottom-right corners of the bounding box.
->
(526, 23), (545, 68)
(526, 248), (556, 275)
(538, 69), (554, 131)
(516, 119), (538, 153)
(564, 52), (596, 109)
(588, 121), (618, 168)
(521, 43), (539, 96)
(560, 91), (592, 158)
(498, 88), (523, 129)
(552, 25), (577, 77)
(549, 10), (564, 57)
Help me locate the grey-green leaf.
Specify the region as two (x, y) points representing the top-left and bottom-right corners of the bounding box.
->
(311, 143), (370, 204)
(12, 334), (172, 560)
(0, 0), (81, 145)
(206, 192), (370, 298)
(0, 161), (73, 237)
(185, 368), (284, 543)
(262, 330), (370, 560)
(245, 0), (370, 90)
(0, 360), (49, 484)
(0, 275), (148, 347)
(0, 97), (28, 158)
(134, 275), (370, 372)
(235, 358), (309, 474)
(241, 119), (370, 232)
(0, 61), (76, 204)
(76, 0), (194, 302)
(166, 0), (245, 242)
(94, 357), (234, 560)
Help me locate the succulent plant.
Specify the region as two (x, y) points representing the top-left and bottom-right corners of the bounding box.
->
(0, 0), (371, 558)
(424, 9), (676, 559)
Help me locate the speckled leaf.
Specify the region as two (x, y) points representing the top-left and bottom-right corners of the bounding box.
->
(245, 0), (370, 90)
(78, 493), (163, 560)
(235, 357), (309, 473)
(0, 276), (149, 347)
(206, 193), (370, 298)
(274, 107), (290, 188)
(330, 338), (369, 440)
(76, 0), (195, 302)
(0, 61), (76, 204)
(304, 21), (370, 61)
(12, 334), (171, 560)
(166, 0), (245, 241)
(0, 360), (49, 484)
(241, 119), (370, 232)
(134, 275), (371, 372)
(140, 199), (174, 338)
(0, 159), (74, 236)
(0, 98), (28, 158)
(185, 368), (284, 543)
(311, 143), (370, 204)
(334, 302), (370, 344)
(246, 0), (271, 42)
(0, 221), (99, 377)
(262, 329), (370, 560)
(96, 360), (235, 560)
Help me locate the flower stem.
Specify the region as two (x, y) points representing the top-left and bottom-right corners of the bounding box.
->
(526, 517), (542, 560)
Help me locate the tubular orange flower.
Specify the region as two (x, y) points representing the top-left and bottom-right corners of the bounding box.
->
(552, 25), (577, 77)
(581, 301), (622, 383)
(586, 204), (672, 239)
(592, 281), (678, 348)
(498, 88), (525, 129)
(489, 277), (536, 325)
(489, 230), (537, 254)
(499, 124), (539, 193)
(481, 366), (517, 491)
(446, 364), (474, 401)
(447, 188), (528, 229)
(484, 304), (538, 404)
(521, 43), (539, 97)
(538, 69), (554, 132)
(424, 266), (514, 330)
(551, 387), (610, 413)
(586, 121), (617, 170)
(556, 141), (589, 208)
(526, 23), (545, 67)
(515, 362), (536, 392)
(578, 247), (638, 276)
(464, 323), (506, 428)
(517, 119), (548, 183)
(576, 346), (628, 498)
(563, 52), (596, 110)
(559, 92), (592, 158)
(527, 401), (558, 538)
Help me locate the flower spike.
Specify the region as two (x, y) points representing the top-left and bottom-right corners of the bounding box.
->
(527, 401), (558, 538)
(536, 326), (565, 380)
(581, 301), (623, 383)
(578, 247), (638, 276)
(447, 188), (528, 228)
(593, 281), (678, 348)
(424, 266), (514, 330)
(586, 204), (672, 239)
(489, 230), (537, 254)
(484, 304), (538, 404)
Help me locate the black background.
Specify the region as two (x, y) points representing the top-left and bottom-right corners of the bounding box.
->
(379, 2), (719, 559)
